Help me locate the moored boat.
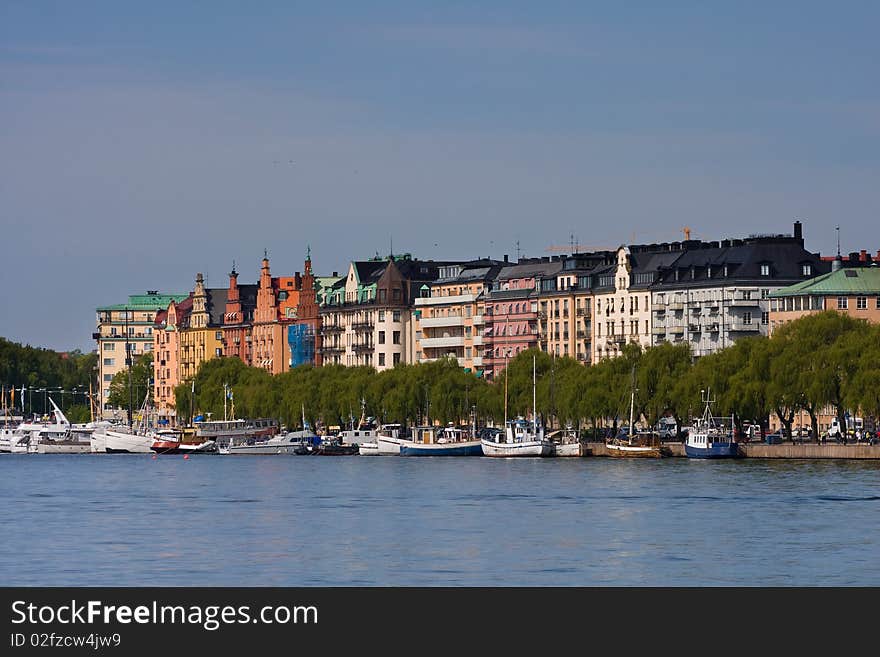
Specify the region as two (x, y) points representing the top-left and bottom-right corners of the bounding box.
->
(400, 426), (482, 456)
(358, 441), (380, 456)
(223, 430), (319, 455)
(549, 427), (582, 457)
(376, 423), (413, 455)
(605, 366), (662, 458)
(685, 389), (741, 459)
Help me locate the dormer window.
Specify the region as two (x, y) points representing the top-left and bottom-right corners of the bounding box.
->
(723, 265), (728, 277)
(707, 266), (712, 278)
(802, 264), (812, 277)
(760, 264), (770, 276)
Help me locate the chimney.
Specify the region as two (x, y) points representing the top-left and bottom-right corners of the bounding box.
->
(503, 254), (509, 263)
(793, 220), (803, 241)
(332, 271), (338, 277)
(860, 250), (867, 262)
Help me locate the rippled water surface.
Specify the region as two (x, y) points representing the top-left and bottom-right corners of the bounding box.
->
(2, 455), (878, 585)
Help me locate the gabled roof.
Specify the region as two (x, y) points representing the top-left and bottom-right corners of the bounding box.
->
(769, 267), (880, 297)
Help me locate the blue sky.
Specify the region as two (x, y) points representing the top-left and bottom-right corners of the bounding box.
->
(2, 1), (878, 350)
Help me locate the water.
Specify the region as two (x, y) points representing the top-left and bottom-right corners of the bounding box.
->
(1, 455), (878, 586)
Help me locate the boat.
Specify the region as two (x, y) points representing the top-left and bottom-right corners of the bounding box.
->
(376, 423), (413, 455)
(549, 427), (582, 457)
(481, 355), (553, 457)
(400, 421), (483, 457)
(12, 398), (75, 453)
(605, 366), (662, 458)
(104, 427), (156, 453)
(358, 441), (380, 456)
(223, 429), (319, 455)
(194, 418), (279, 449)
(150, 429), (217, 454)
(684, 388), (741, 459)
(294, 436), (359, 456)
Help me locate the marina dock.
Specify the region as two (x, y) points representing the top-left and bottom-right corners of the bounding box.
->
(584, 441), (880, 459)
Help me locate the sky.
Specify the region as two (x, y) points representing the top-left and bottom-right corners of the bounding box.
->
(2, 1), (878, 351)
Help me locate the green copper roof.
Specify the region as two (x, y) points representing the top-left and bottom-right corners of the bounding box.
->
(769, 268), (880, 297)
(97, 293), (189, 311)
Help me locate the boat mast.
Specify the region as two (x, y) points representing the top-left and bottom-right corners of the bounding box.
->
(532, 354), (537, 432)
(125, 306), (133, 429)
(629, 365), (636, 445)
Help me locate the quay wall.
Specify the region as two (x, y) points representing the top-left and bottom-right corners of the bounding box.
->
(583, 442), (880, 459)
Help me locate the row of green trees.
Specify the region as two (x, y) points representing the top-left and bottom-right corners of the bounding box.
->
(0, 337), (98, 422)
(168, 312), (878, 440)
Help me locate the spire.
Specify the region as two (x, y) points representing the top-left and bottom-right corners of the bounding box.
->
(229, 260), (237, 277)
(832, 225), (843, 272)
(306, 244), (311, 261)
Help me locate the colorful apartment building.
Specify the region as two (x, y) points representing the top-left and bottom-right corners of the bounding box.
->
(482, 258), (562, 380)
(178, 273), (225, 382)
(221, 266), (258, 366)
(153, 295), (193, 421)
(412, 260), (503, 375)
(95, 291), (188, 416)
(319, 255), (464, 370)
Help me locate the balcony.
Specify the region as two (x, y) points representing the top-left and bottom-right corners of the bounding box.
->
(319, 345), (344, 354)
(652, 326), (666, 335)
(577, 353), (588, 361)
(576, 330), (586, 338)
(353, 343), (374, 352)
(352, 322), (374, 331)
(321, 324), (344, 334)
(421, 336), (466, 348)
(92, 332), (102, 340)
(667, 302), (684, 311)
(668, 326), (685, 335)
(729, 298), (760, 307)
(420, 316), (464, 328)
(472, 356), (483, 367)
(472, 336), (484, 346)
(472, 315), (485, 326)
(688, 324), (701, 332)
(576, 308), (586, 316)
(608, 334), (626, 344)
(729, 322), (760, 332)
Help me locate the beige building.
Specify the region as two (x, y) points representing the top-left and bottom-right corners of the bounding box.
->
(592, 247), (654, 363)
(413, 261), (501, 373)
(95, 291), (188, 416)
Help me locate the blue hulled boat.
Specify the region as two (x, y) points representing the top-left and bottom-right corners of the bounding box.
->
(685, 388), (741, 459)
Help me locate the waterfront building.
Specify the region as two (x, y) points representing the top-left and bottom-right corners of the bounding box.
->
(252, 255), (296, 374)
(179, 273), (226, 382)
(288, 251), (322, 367)
(650, 222), (828, 357)
(768, 265), (880, 334)
(95, 291), (188, 416)
(412, 259), (504, 375)
(591, 246), (661, 363)
(153, 295), (193, 422)
(535, 252), (613, 362)
(221, 266), (258, 367)
(319, 254), (463, 370)
(483, 257), (563, 380)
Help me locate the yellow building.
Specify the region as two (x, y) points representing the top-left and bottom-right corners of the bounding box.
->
(178, 273), (225, 383)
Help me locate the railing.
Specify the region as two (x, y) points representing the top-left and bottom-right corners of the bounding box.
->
(668, 302), (684, 311)
(353, 343), (374, 352)
(352, 322), (374, 331)
(576, 330), (586, 338)
(321, 324), (344, 333)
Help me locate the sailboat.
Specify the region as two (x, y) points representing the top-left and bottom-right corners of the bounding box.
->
(104, 392), (156, 453)
(480, 354), (553, 457)
(606, 366), (662, 458)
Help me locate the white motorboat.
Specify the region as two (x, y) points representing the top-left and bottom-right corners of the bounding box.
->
(104, 427), (155, 453)
(549, 428), (582, 457)
(358, 441), (380, 456)
(223, 430), (319, 455)
(376, 424), (413, 455)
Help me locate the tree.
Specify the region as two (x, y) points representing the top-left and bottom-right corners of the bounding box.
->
(107, 352), (153, 411)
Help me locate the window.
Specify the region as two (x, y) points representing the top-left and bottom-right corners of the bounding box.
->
(379, 310), (385, 321)
(744, 312), (752, 325)
(143, 343), (152, 351)
(378, 331), (385, 344)
(378, 353), (385, 366)
(837, 297), (848, 309)
(393, 353), (400, 365)
(392, 289), (401, 302)
(393, 310), (401, 322)
(760, 264), (770, 276)
(104, 343), (115, 351)
(761, 289), (769, 299)
(465, 326), (472, 337)
(103, 358), (115, 366)
(103, 374), (113, 382)
(877, 297), (880, 309)
(762, 311), (769, 325)
(393, 331), (401, 345)
(857, 297), (867, 309)
(802, 264), (812, 276)
(215, 331), (222, 340)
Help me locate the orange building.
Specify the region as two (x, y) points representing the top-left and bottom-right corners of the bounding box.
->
(153, 295), (193, 422)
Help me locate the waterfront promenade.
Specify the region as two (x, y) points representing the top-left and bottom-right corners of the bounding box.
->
(586, 441), (880, 459)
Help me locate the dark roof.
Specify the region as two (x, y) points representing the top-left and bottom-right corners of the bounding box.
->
(487, 288), (535, 301)
(353, 261), (389, 283)
(206, 288), (228, 327)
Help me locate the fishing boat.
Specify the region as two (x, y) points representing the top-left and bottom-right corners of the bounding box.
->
(376, 423), (413, 455)
(400, 425), (483, 457)
(481, 355), (553, 457)
(685, 388), (741, 459)
(549, 427), (582, 457)
(606, 366), (662, 458)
